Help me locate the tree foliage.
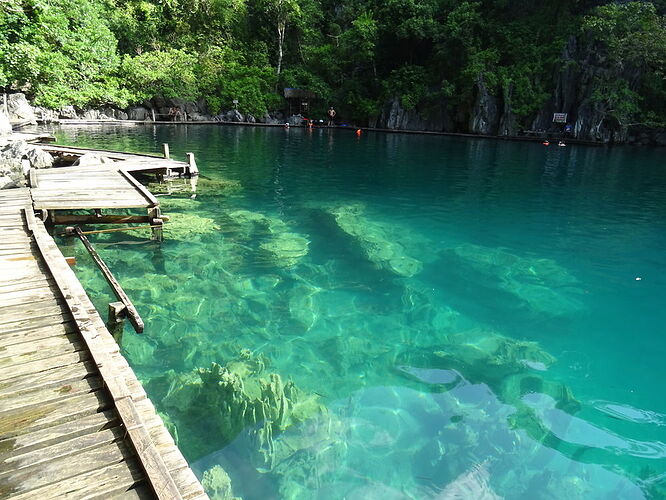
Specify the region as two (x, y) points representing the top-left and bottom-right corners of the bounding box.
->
(1, 0), (665, 127)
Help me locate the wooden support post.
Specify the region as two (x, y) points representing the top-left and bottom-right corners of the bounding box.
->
(148, 206), (163, 241)
(107, 301), (126, 344)
(186, 152), (199, 176)
(162, 143), (170, 159)
(151, 108), (156, 121)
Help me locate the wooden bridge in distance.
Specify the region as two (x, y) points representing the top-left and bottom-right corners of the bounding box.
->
(0, 145), (208, 499)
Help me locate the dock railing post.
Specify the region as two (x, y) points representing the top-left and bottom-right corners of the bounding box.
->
(162, 143), (170, 159)
(149, 206), (164, 241)
(186, 152), (199, 176)
(107, 301), (126, 343)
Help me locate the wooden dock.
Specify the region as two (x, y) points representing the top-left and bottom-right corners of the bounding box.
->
(0, 152), (208, 498)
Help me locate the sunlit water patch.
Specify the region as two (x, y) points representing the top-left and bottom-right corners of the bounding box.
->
(52, 124), (666, 499)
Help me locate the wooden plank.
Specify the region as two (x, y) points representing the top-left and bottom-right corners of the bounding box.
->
(0, 360), (96, 398)
(119, 170), (160, 206)
(0, 313), (75, 335)
(0, 410), (117, 461)
(0, 320), (77, 348)
(0, 333), (84, 367)
(0, 438), (137, 497)
(0, 286), (58, 308)
(0, 350), (91, 382)
(0, 389), (112, 440)
(0, 376), (103, 413)
(1, 424), (123, 474)
(6, 461), (147, 500)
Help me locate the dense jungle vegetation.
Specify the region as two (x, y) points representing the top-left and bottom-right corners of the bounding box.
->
(1, 0), (665, 125)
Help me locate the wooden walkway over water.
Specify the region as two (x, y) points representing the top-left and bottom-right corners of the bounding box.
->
(0, 150), (208, 498)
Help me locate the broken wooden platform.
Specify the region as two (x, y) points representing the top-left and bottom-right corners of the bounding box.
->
(0, 187), (208, 498)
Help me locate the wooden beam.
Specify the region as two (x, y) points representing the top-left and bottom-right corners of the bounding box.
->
(118, 169), (160, 206)
(53, 214), (162, 226)
(71, 227), (144, 334)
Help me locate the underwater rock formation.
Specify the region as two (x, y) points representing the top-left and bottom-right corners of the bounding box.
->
(221, 209), (310, 268)
(442, 243), (583, 316)
(147, 351), (324, 460)
(259, 232), (309, 268)
(163, 213), (221, 240)
(201, 465), (242, 500)
(318, 203), (423, 277)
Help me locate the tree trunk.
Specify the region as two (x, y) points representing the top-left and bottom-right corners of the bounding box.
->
(276, 21), (286, 76)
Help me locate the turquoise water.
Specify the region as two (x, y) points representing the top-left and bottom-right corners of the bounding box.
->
(53, 124), (666, 499)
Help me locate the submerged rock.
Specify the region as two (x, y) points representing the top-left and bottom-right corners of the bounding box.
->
(163, 212), (221, 240)
(201, 465), (242, 500)
(148, 351), (324, 460)
(320, 203), (423, 277)
(259, 232), (309, 268)
(443, 243), (583, 316)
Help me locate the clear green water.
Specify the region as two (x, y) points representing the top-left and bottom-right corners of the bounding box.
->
(53, 124), (666, 499)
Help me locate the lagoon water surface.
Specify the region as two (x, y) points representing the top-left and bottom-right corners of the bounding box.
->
(54, 125), (666, 499)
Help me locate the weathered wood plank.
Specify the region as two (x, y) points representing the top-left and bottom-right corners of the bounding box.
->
(0, 389), (112, 440)
(0, 375), (102, 414)
(0, 349), (91, 382)
(0, 313), (75, 335)
(0, 359), (95, 399)
(0, 322), (77, 349)
(0, 438), (137, 497)
(1, 424), (124, 474)
(6, 461), (147, 500)
(0, 334), (85, 367)
(0, 410), (117, 462)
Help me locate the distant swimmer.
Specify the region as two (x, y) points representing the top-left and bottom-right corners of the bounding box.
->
(543, 139), (550, 146)
(558, 140), (566, 147)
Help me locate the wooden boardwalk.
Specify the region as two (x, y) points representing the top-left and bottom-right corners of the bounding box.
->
(0, 176), (208, 497)
(31, 165), (158, 211)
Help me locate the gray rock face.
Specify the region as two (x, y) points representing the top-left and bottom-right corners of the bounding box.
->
(32, 107), (59, 123)
(245, 114), (256, 123)
(260, 112), (279, 124)
(373, 97), (453, 132)
(7, 93), (37, 124)
(0, 110), (11, 136)
(59, 106), (78, 119)
(225, 109), (244, 122)
(127, 107), (150, 121)
(0, 141), (29, 189)
(469, 77), (500, 135)
(287, 114), (305, 126)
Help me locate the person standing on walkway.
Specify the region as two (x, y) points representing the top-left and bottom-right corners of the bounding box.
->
(327, 106), (336, 126)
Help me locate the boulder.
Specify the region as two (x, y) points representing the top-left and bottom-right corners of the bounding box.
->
(189, 112), (211, 121)
(25, 148), (53, 169)
(245, 114), (256, 123)
(32, 107), (59, 123)
(72, 152), (115, 167)
(0, 157), (25, 189)
(59, 106), (78, 119)
(287, 114), (305, 126)
(7, 93), (37, 124)
(225, 109), (244, 122)
(0, 110), (11, 136)
(260, 112), (279, 125)
(116, 110), (129, 120)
